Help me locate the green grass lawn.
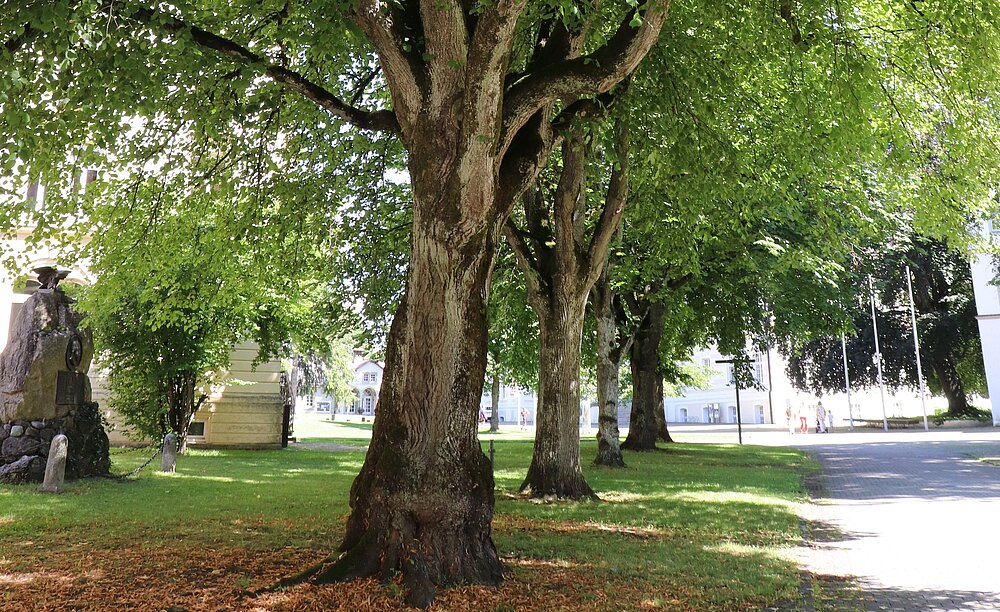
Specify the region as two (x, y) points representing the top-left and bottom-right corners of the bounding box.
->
(0, 420), (814, 610)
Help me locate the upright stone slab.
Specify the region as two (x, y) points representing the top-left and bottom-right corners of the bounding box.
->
(160, 433), (177, 473)
(38, 434), (68, 493)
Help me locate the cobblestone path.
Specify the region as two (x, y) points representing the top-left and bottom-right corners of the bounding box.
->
(791, 430), (1000, 611)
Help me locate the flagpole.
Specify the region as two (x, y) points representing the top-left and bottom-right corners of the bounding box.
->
(906, 266), (929, 431)
(869, 275), (888, 431)
(841, 333), (854, 431)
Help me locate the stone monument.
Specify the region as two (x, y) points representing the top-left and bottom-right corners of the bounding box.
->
(0, 267), (110, 484)
(38, 434), (68, 493)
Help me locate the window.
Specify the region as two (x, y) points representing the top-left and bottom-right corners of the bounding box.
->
(679, 407), (688, 423)
(755, 405), (765, 424)
(754, 358), (765, 385)
(729, 406), (738, 423)
(304, 395), (314, 409)
(362, 372), (378, 384)
(317, 402), (331, 413)
(188, 421), (206, 437)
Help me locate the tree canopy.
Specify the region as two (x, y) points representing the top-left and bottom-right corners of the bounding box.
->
(5, 0), (1000, 606)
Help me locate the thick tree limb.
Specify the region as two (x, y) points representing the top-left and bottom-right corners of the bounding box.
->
(553, 131), (588, 281)
(3, 22), (39, 55)
(128, 7), (400, 133)
(496, 110), (559, 217)
(778, 0), (811, 51)
(420, 0), (470, 113)
(583, 119), (629, 288)
(500, 0), (669, 154)
(503, 218), (545, 301)
(352, 0), (425, 133)
(464, 0), (529, 143)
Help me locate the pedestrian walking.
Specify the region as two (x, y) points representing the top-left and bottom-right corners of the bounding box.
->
(798, 405), (808, 433)
(827, 406), (834, 432)
(785, 404), (795, 434)
(817, 401), (827, 433)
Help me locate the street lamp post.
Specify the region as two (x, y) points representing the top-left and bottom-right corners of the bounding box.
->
(716, 358), (743, 445)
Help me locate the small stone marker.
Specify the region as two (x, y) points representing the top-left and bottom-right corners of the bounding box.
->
(160, 433), (177, 473)
(38, 434), (68, 493)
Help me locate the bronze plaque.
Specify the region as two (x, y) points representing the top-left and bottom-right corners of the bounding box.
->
(56, 371), (85, 406)
(65, 334), (83, 371)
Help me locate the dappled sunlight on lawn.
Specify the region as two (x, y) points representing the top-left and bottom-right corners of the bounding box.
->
(161, 473), (268, 485)
(669, 489), (800, 509)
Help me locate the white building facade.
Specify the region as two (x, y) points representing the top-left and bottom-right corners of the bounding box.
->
(663, 346), (785, 425)
(969, 220), (1000, 426)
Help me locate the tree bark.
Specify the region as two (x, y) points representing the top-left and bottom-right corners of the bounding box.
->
(520, 294), (596, 498)
(592, 269), (626, 467)
(309, 222), (505, 607)
(932, 357), (970, 415)
(653, 372), (673, 443)
(490, 372), (500, 432)
(621, 301), (666, 451)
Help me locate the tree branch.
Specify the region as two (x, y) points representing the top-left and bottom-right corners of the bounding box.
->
(128, 6), (400, 133)
(553, 129), (588, 280)
(352, 0), (426, 133)
(583, 119), (629, 288)
(500, 0), (669, 153)
(3, 22), (39, 55)
(503, 219), (545, 301)
(778, 0), (811, 51)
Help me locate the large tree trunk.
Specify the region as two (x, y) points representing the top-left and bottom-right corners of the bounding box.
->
(301, 170), (507, 606)
(521, 295), (596, 498)
(653, 372), (673, 443)
(509, 125), (630, 496)
(932, 357), (970, 415)
(592, 269), (626, 467)
(621, 302), (665, 451)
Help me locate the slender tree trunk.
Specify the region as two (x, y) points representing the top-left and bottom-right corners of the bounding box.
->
(653, 372), (673, 443)
(491, 372), (500, 432)
(165, 371), (204, 454)
(592, 270), (626, 467)
(521, 297), (596, 498)
(932, 357), (970, 415)
(621, 302), (666, 451)
(509, 124), (630, 496)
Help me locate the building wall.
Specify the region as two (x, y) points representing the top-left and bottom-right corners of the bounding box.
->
(664, 346), (780, 425)
(970, 224), (1000, 426)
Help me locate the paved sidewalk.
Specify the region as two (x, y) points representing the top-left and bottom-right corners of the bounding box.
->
(790, 429), (1000, 611)
(662, 424), (1000, 610)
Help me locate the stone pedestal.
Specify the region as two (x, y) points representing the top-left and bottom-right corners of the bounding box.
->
(0, 272), (110, 484)
(0, 403), (110, 483)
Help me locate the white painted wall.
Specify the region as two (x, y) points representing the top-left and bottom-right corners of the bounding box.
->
(970, 221), (1000, 426)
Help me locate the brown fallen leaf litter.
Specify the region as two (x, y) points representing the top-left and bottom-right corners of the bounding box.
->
(0, 539), (712, 612)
